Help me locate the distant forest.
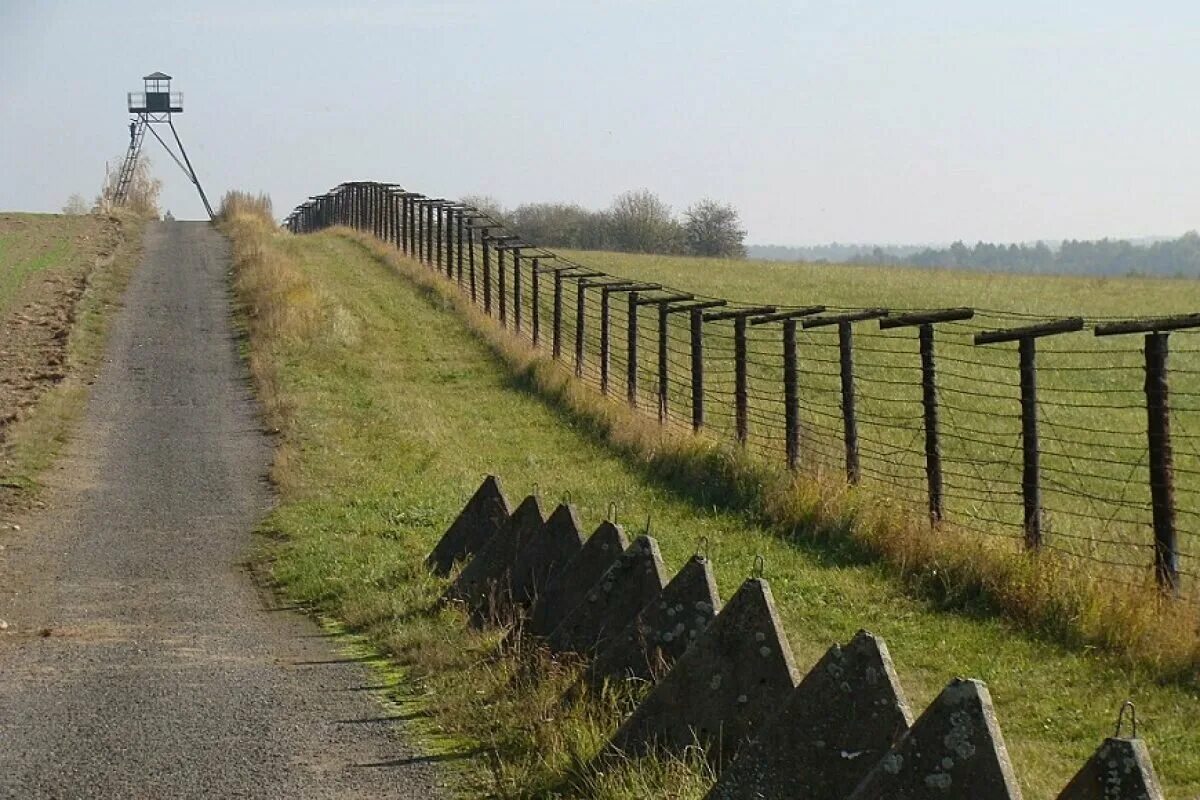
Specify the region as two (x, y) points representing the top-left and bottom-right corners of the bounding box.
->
(750, 232), (1200, 278)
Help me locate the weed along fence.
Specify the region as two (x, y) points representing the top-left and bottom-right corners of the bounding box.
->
(283, 181), (1200, 601)
(430, 475), (1168, 799)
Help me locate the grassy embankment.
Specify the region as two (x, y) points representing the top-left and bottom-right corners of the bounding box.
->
(0, 212), (144, 504)
(225, 208), (1199, 799)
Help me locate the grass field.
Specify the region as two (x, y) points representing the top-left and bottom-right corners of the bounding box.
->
(0, 211), (143, 512)
(0, 213), (103, 315)
(512, 248), (1200, 601)
(228, 214), (1200, 799)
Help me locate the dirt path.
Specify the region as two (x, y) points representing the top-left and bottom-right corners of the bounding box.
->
(0, 222), (441, 798)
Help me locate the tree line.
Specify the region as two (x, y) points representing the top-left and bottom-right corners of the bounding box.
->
(462, 190), (747, 259)
(752, 233), (1200, 278)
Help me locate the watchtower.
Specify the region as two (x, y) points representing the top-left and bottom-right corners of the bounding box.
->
(114, 71), (213, 219)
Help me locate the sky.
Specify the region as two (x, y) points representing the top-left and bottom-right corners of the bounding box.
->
(1, 1), (1198, 245)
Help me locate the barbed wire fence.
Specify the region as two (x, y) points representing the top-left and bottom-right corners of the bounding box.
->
(284, 181), (1200, 603)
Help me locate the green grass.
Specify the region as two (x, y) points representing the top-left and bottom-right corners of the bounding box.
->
(0, 213), (90, 315)
(0, 212), (144, 499)
(230, 218), (1200, 799)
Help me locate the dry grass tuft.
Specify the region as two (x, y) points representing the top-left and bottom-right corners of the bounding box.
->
(217, 191), (274, 223)
(347, 230), (1200, 684)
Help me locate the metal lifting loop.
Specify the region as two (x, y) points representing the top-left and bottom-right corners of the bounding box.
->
(608, 502), (618, 523)
(531, 482), (540, 499)
(695, 536), (709, 560)
(753, 554), (766, 579)
(1114, 700), (1137, 739)
(644, 513), (652, 536)
(562, 490), (572, 504)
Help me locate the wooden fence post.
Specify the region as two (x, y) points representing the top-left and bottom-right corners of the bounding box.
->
(691, 308), (704, 431)
(627, 292), (639, 406)
(1095, 313), (1200, 592)
(976, 317), (1085, 551)
(880, 308), (975, 522)
(426, 202), (437, 266)
(482, 233), (492, 314)
(492, 238), (519, 329)
(512, 249), (522, 334)
(456, 211), (464, 284)
(553, 270), (564, 359)
(804, 309), (889, 484)
(658, 301), (669, 421)
(531, 258), (542, 346)
(437, 205), (446, 274)
(576, 279), (588, 377)
(704, 307), (776, 445)
(750, 307), (826, 470)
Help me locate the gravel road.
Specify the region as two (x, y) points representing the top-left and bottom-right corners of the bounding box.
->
(0, 222), (442, 798)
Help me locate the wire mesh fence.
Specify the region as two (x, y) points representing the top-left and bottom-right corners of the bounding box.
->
(285, 181), (1200, 602)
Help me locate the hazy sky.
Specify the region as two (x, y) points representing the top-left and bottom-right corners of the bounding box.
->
(2, 1), (1198, 245)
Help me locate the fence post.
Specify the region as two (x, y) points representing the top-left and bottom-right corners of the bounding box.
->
(412, 198), (421, 260)
(804, 309), (888, 484)
(436, 204), (444, 272)
(784, 320), (799, 469)
(658, 302), (669, 422)
(1018, 337), (1039, 548)
(531, 258), (541, 346)
(1145, 333), (1178, 591)
(401, 195), (409, 255)
(426, 202), (436, 266)
(1094, 314), (1200, 591)
(704, 307), (776, 446)
(879, 308), (974, 522)
(553, 270), (564, 359)
(649, 298), (711, 424)
(416, 199), (425, 262)
(750, 307), (825, 470)
(597, 283), (652, 397)
(373, 184), (382, 239)
(512, 249), (522, 334)
(492, 238), (518, 329)
(977, 317), (1084, 551)
(691, 308), (704, 432)
(600, 285), (612, 394)
(456, 211), (464, 284)
(576, 279), (588, 377)
(409, 195), (419, 258)
(627, 292), (639, 407)
(482, 233), (492, 314)
(394, 190), (402, 247)
(497, 245), (506, 326)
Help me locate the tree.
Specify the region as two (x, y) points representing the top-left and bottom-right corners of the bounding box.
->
(95, 154), (162, 218)
(459, 194), (506, 223)
(61, 194), (90, 215)
(508, 202), (606, 249)
(682, 198), (747, 258)
(606, 190), (680, 253)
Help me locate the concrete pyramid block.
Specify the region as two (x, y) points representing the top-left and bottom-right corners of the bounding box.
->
(508, 503), (586, 608)
(704, 630), (913, 800)
(548, 535), (667, 655)
(527, 521), (629, 638)
(606, 577), (800, 766)
(847, 677), (1023, 800)
(589, 554), (721, 685)
(425, 475), (511, 576)
(444, 494), (546, 625)
(1056, 737), (1165, 800)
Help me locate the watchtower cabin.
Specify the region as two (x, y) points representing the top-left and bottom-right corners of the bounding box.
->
(128, 72), (183, 118)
